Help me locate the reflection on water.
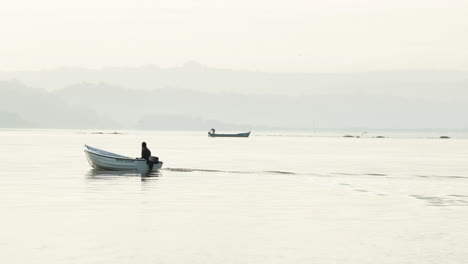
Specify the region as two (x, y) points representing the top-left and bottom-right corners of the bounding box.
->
(141, 170), (161, 180)
(86, 169), (161, 179)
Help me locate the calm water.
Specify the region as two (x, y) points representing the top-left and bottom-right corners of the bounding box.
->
(1, 129), (468, 263)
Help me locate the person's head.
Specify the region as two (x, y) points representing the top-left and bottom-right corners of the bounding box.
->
(142, 142), (147, 148)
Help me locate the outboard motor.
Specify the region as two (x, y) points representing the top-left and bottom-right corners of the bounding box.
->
(147, 156), (159, 170)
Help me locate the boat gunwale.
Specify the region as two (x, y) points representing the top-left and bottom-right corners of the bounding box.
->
(84, 145), (144, 161)
(85, 150), (143, 161)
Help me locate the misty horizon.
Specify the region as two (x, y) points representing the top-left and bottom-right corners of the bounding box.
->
(1, 64), (467, 131)
(1, 0), (467, 131)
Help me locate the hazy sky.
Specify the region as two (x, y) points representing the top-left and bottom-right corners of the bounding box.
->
(1, 0), (467, 72)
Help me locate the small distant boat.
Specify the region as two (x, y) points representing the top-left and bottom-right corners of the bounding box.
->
(208, 128), (251, 138)
(440, 136), (451, 139)
(84, 145), (163, 172)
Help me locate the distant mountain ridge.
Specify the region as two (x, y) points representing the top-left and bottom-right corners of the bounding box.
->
(0, 63), (467, 102)
(50, 82), (468, 130)
(0, 80), (252, 130)
(0, 80), (118, 129)
(1, 65), (467, 130)
(0, 112), (30, 128)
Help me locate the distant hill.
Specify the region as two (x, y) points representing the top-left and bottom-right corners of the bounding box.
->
(0, 63), (467, 102)
(0, 80), (119, 129)
(52, 82), (468, 130)
(1, 65), (468, 130)
(0, 112), (30, 128)
(0, 80), (252, 130)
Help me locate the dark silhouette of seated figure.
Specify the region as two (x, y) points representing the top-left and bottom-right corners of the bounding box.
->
(141, 142), (154, 170)
(141, 142), (151, 161)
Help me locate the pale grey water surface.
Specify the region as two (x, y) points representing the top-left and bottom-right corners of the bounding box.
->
(1, 129), (468, 263)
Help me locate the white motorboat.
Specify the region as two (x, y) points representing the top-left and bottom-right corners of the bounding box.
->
(84, 145), (163, 172)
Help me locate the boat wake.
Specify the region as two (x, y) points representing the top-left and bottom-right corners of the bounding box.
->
(410, 194), (468, 207)
(163, 167), (298, 175)
(416, 175), (468, 179)
(164, 168), (225, 173)
(163, 168), (394, 177)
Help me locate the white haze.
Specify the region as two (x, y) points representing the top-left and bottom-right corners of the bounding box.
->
(1, 0), (467, 72)
(0, 0), (467, 130)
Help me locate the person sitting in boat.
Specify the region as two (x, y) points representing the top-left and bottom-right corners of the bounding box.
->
(141, 142), (151, 161)
(209, 128), (216, 135)
(141, 142), (156, 170)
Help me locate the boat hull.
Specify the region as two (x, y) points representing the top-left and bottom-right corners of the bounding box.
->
(208, 131), (251, 137)
(84, 145), (163, 172)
